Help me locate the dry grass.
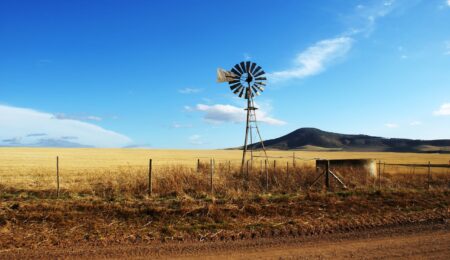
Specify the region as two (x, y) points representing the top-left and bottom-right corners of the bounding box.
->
(0, 148), (449, 197)
(0, 148), (449, 250)
(0, 190), (449, 250)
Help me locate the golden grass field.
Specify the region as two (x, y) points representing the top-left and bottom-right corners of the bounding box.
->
(0, 148), (449, 253)
(0, 147), (448, 193)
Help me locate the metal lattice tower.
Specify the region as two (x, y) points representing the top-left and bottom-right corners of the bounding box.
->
(217, 61), (268, 172)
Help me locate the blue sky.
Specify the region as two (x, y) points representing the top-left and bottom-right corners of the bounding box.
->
(1, 0), (450, 148)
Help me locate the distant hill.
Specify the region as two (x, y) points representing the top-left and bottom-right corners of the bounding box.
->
(247, 128), (450, 153)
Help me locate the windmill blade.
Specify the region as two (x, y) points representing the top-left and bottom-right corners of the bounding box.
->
(245, 61), (251, 73)
(240, 62), (247, 73)
(234, 64), (244, 75)
(255, 81), (266, 86)
(250, 62), (257, 74)
(230, 82), (241, 90)
(228, 79), (240, 85)
(253, 85), (264, 92)
(251, 86), (260, 95)
(238, 87), (245, 97)
(253, 65), (262, 75)
(233, 86), (243, 95)
(254, 70), (265, 78)
(231, 67), (241, 76)
(255, 76), (267, 81)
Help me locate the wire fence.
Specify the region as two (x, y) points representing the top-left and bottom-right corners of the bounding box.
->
(1, 156), (449, 198)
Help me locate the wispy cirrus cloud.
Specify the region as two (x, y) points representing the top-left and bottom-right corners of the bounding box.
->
(192, 103), (286, 126)
(178, 88), (202, 94)
(0, 104), (132, 147)
(269, 1), (410, 82)
(444, 41), (450, 55)
(433, 103), (450, 116)
(53, 113), (102, 121)
(188, 134), (206, 145)
(345, 0), (399, 37)
(269, 37), (353, 82)
(385, 123), (399, 128)
(171, 122), (193, 129)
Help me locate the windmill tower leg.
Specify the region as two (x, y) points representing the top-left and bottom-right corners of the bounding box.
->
(241, 90), (252, 173)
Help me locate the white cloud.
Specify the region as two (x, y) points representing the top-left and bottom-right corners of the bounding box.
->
(267, 1), (409, 83)
(444, 41), (450, 55)
(0, 104), (132, 147)
(447, 0), (450, 7)
(385, 123), (399, 128)
(243, 53), (252, 61)
(193, 103), (286, 126)
(53, 113), (102, 121)
(178, 88), (202, 94)
(409, 121), (422, 126)
(433, 103), (450, 116)
(269, 37), (353, 81)
(347, 0), (400, 36)
(172, 122), (192, 128)
(188, 134), (205, 145)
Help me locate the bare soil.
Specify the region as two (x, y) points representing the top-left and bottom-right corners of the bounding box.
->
(1, 221), (449, 259)
(1, 190), (449, 259)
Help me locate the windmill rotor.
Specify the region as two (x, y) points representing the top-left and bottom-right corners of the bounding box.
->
(219, 61), (267, 99)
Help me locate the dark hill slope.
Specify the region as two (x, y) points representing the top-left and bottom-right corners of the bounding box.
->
(249, 128), (450, 153)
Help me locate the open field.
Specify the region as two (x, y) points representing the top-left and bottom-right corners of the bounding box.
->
(0, 147), (449, 194)
(0, 148), (449, 255)
(1, 148), (449, 170)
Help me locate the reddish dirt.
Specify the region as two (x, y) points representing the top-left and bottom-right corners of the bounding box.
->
(1, 221), (449, 259)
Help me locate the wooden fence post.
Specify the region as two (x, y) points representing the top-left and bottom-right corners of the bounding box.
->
(378, 160), (382, 191)
(265, 159), (268, 192)
(228, 160), (231, 174)
(260, 160), (263, 176)
(210, 159), (214, 194)
(377, 160), (381, 190)
(286, 162), (289, 179)
(427, 161), (431, 190)
(148, 159), (153, 196)
(273, 160), (276, 173)
(325, 160), (330, 191)
(56, 156), (60, 198)
(292, 152), (296, 168)
(197, 159), (200, 172)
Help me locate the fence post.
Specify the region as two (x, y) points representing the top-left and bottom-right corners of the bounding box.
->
(377, 160), (381, 190)
(197, 159), (200, 172)
(293, 152), (296, 168)
(325, 160), (330, 190)
(378, 160), (382, 191)
(273, 160), (276, 173)
(427, 161), (431, 190)
(56, 156), (60, 198)
(148, 159), (153, 196)
(265, 159), (268, 192)
(210, 158), (214, 194)
(286, 161), (289, 178)
(228, 160), (231, 174)
(260, 160), (263, 176)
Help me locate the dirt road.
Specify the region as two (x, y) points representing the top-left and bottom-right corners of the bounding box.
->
(2, 222), (449, 259)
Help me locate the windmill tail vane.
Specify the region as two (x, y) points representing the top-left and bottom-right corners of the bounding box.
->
(216, 68), (238, 83)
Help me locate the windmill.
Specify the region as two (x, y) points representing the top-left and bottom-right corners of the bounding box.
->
(217, 61), (268, 171)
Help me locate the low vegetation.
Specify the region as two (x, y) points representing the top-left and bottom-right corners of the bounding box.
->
(0, 148), (449, 250)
